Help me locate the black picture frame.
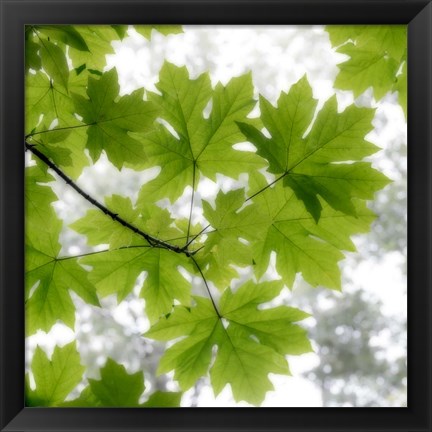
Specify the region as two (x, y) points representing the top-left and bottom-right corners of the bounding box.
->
(1, 0), (431, 431)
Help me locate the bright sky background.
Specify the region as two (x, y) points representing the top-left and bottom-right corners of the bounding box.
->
(26, 25), (407, 407)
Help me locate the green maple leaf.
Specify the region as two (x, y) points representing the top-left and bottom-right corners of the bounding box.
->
(28, 125), (90, 180)
(199, 188), (265, 288)
(65, 26), (182, 74)
(73, 197), (183, 252)
(26, 251), (100, 335)
(75, 358), (145, 407)
(395, 62), (407, 117)
(71, 196), (192, 318)
(139, 248), (192, 323)
(146, 296), (218, 390)
(326, 25), (407, 115)
(140, 203), (186, 246)
(67, 26), (122, 72)
(136, 61), (264, 204)
(110, 25), (129, 40)
(26, 70), (90, 178)
(36, 25), (90, 52)
(26, 24), (90, 74)
(237, 76), (389, 221)
(70, 199), (136, 249)
(78, 248), (152, 301)
(174, 218), (205, 250)
(30, 127), (73, 168)
(219, 281), (311, 356)
(26, 342), (85, 406)
(356, 26), (406, 60)
(210, 324), (288, 406)
(334, 43), (400, 100)
(146, 280), (311, 405)
(39, 126), (90, 179)
(63, 358), (182, 407)
(72, 68), (159, 169)
(142, 390), (182, 407)
(79, 247), (191, 320)
(25, 169), (99, 335)
(134, 25), (183, 40)
(71, 195), (150, 250)
(327, 25), (406, 64)
(39, 39), (69, 90)
(72, 197), (192, 318)
(197, 172), (376, 291)
(248, 172), (376, 289)
(25, 71), (78, 133)
(25, 164), (57, 236)
(25, 33), (42, 72)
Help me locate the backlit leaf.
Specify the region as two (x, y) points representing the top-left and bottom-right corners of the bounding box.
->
(147, 280), (311, 405)
(26, 342), (85, 406)
(248, 172), (376, 289)
(39, 39), (69, 90)
(63, 358), (182, 407)
(25, 171), (99, 335)
(134, 25), (183, 40)
(37, 25), (90, 52)
(237, 76), (389, 221)
(326, 25), (407, 117)
(72, 69), (159, 168)
(136, 62), (264, 204)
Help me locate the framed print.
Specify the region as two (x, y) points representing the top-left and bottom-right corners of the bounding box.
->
(1, 0), (431, 431)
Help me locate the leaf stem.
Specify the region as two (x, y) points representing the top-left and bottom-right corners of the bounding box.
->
(245, 172), (288, 202)
(189, 255), (221, 318)
(26, 123), (94, 139)
(185, 162), (196, 247)
(190, 244), (206, 255)
(56, 244), (154, 261)
(184, 223), (211, 250)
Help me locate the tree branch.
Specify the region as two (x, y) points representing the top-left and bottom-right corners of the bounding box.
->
(26, 142), (223, 316)
(26, 142), (192, 256)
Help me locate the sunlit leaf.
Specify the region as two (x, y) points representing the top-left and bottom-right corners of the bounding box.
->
(136, 62), (264, 204)
(26, 342), (85, 406)
(72, 69), (159, 168)
(238, 76), (389, 221)
(326, 25), (407, 117)
(147, 280), (311, 405)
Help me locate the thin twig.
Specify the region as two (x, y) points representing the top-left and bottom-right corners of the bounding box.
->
(183, 223), (211, 250)
(26, 123), (94, 139)
(56, 244), (154, 261)
(189, 244), (205, 255)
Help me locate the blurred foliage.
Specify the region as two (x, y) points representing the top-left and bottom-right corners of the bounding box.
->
(302, 288), (406, 406)
(326, 25), (407, 118)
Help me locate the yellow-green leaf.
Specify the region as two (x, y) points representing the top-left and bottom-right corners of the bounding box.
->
(26, 342), (85, 406)
(39, 39), (69, 90)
